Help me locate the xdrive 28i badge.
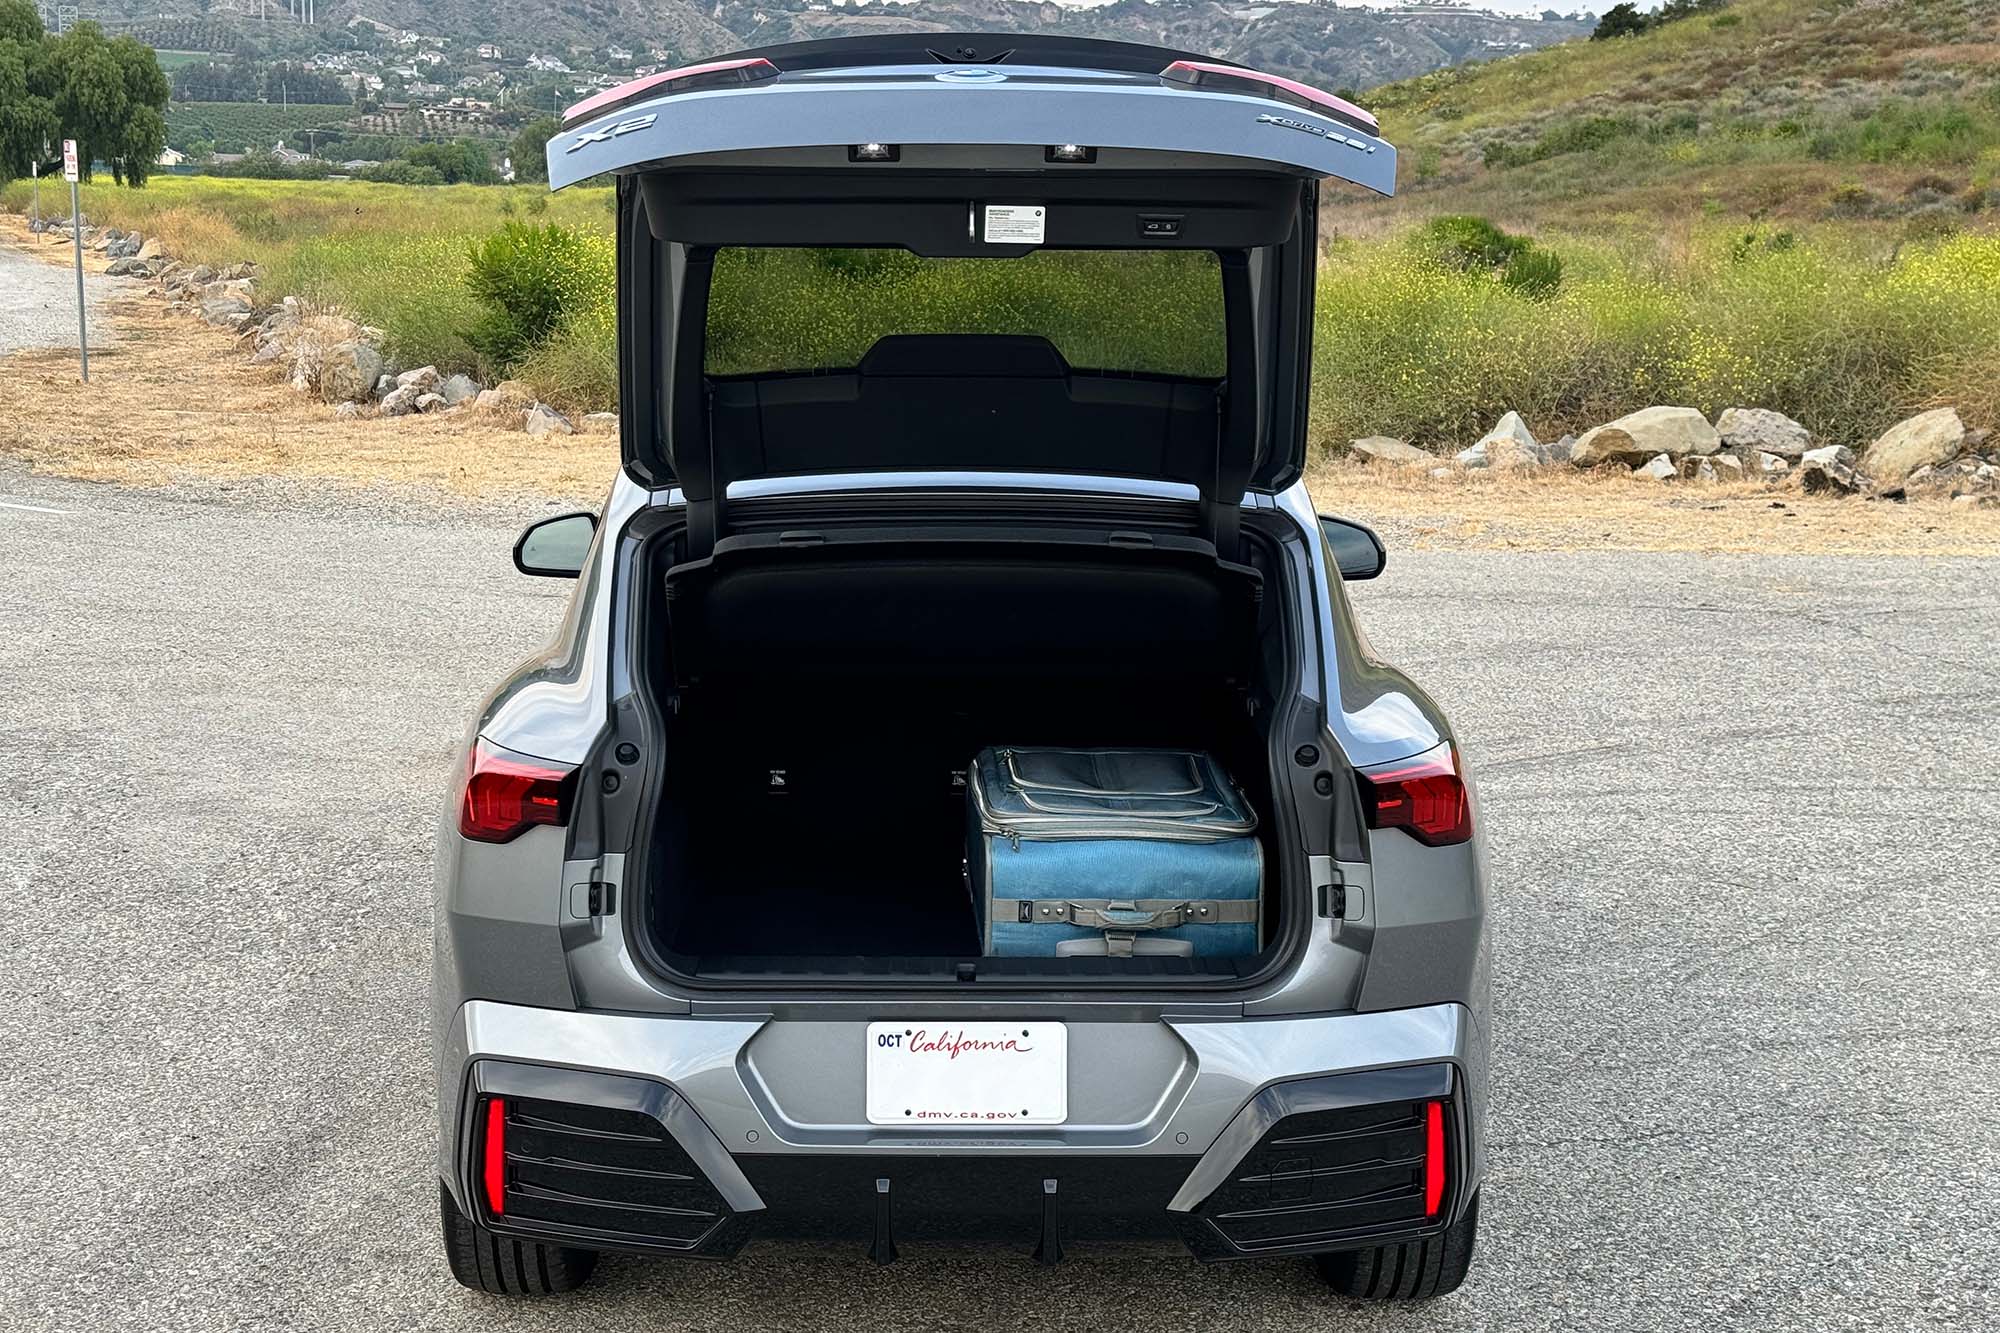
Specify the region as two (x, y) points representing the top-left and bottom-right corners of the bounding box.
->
(567, 113), (658, 153)
(1255, 111), (1376, 154)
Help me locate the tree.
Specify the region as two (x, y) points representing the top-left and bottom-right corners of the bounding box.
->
(0, 0), (57, 184)
(1592, 3), (1651, 39)
(510, 115), (557, 183)
(4, 18), (167, 185)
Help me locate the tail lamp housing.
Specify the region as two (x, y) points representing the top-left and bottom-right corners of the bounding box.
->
(1159, 59), (1379, 135)
(563, 56), (779, 127)
(1358, 743), (1473, 847)
(458, 741), (577, 844)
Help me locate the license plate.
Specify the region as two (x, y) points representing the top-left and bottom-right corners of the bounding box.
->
(865, 1021), (1068, 1126)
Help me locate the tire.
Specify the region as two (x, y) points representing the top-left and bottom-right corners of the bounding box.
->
(1313, 1191), (1479, 1301)
(439, 1181), (599, 1296)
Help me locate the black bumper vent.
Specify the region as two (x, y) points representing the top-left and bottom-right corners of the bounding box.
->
(492, 1097), (733, 1248)
(465, 1063), (759, 1258)
(1179, 1063), (1456, 1260)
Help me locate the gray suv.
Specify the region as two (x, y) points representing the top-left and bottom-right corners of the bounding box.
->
(435, 33), (1488, 1302)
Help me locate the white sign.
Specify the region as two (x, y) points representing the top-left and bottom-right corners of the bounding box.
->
(865, 1021), (1068, 1126)
(983, 203), (1046, 245)
(62, 139), (78, 183)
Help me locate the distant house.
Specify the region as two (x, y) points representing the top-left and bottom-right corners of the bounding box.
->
(271, 142), (310, 166)
(210, 152), (247, 166)
(527, 54), (573, 74)
(340, 160), (381, 171)
(607, 45), (634, 61)
(477, 43), (503, 60)
(155, 147), (188, 168)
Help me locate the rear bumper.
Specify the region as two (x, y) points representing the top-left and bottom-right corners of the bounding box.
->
(438, 999), (1486, 1261)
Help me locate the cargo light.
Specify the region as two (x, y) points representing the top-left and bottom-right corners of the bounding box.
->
(483, 1097), (508, 1216)
(563, 56), (779, 126)
(459, 741), (577, 844)
(1423, 1101), (1446, 1217)
(1358, 743), (1471, 846)
(1159, 59), (1378, 135)
(1045, 143), (1096, 163)
(848, 142), (900, 161)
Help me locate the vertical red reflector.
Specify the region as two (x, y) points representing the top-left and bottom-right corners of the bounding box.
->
(483, 1098), (508, 1216)
(1423, 1100), (1446, 1217)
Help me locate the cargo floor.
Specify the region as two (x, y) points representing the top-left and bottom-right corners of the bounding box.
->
(639, 673), (1277, 974)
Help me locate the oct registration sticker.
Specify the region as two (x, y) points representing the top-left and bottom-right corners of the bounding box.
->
(866, 1021), (1068, 1125)
(983, 204), (1047, 244)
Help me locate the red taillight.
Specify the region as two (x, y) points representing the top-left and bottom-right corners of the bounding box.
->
(459, 741), (576, 844)
(1359, 743), (1472, 847)
(563, 56), (779, 125)
(1159, 59), (1379, 135)
(482, 1098), (508, 1216)
(1423, 1100), (1446, 1217)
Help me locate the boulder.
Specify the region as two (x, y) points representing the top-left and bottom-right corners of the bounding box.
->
(474, 380), (537, 413)
(135, 237), (164, 262)
(374, 374), (395, 398)
(1470, 410), (1547, 469)
(104, 257), (140, 277)
(1800, 444), (1863, 495)
(582, 412), (619, 432)
(1632, 453), (1678, 482)
(525, 403), (573, 437)
(1572, 406), (1721, 467)
(200, 295), (251, 325)
(333, 401), (363, 420)
(1751, 450), (1791, 477)
(395, 365), (441, 394)
(1683, 454), (1743, 483)
(1858, 408), (1966, 483)
(438, 373), (481, 406)
(415, 392), (447, 413)
(1453, 440), (1490, 469)
(1350, 436), (1434, 467)
(320, 341), (386, 404)
(1715, 407), (1810, 459)
(378, 385), (423, 416)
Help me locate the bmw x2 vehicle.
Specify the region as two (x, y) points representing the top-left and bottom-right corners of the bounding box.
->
(435, 33), (1489, 1302)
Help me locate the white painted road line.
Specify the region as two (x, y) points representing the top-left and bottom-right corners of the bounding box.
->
(0, 499), (70, 514)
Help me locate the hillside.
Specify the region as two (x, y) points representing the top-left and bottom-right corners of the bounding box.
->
(1336, 0), (2000, 231)
(101, 0), (1593, 97)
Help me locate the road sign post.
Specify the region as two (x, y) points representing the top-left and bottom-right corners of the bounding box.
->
(64, 138), (86, 382)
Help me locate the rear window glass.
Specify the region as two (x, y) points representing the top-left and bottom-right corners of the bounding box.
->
(705, 248), (1225, 378)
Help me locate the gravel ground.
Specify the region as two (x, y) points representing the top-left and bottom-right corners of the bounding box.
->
(0, 237), (125, 355)
(1, 468), (1995, 1333)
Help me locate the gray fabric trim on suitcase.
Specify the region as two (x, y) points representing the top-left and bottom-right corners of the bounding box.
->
(1010, 898), (1261, 930)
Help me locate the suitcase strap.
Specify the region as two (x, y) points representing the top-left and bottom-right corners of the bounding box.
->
(1013, 899), (1259, 930)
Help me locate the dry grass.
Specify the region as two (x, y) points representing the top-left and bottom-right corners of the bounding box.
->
(1309, 459), (2000, 555)
(0, 229), (615, 505)
(3, 225), (1995, 555)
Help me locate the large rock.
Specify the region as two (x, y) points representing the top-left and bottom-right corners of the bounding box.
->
(525, 403), (573, 437)
(1350, 436), (1433, 467)
(474, 380), (537, 413)
(320, 341), (385, 404)
(1716, 407), (1810, 459)
(414, 392), (447, 413)
(395, 365), (441, 394)
(1470, 410), (1547, 470)
(104, 257), (141, 276)
(378, 385), (423, 417)
(581, 412), (619, 432)
(135, 237), (164, 262)
(1632, 453), (1678, 482)
(200, 295), (251, 325)
(1799, 444), (1863, 495)
(438, 373), (481, 406)
(1751, 450), (1791, 478)
(1858, 408), (1966, 483)
(1572, 406), (1721, 467)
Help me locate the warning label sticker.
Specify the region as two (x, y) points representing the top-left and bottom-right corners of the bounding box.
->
(983, 204), (1047, 245)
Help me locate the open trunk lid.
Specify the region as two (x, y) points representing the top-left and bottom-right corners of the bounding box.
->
(549, 34), (1396, 550)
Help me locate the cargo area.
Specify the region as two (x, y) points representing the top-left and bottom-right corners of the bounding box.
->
(635, 529), (1294, 980)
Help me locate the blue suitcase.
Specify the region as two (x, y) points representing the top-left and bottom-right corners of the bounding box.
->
(967, 747), (1263, 958)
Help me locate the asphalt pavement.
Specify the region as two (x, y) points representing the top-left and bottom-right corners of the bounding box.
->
(0, 234), (124, 356)
(1, 469), (1994, 1332)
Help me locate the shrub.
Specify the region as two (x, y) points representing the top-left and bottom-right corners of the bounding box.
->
(463, 220), (612, 375)
(1416, 215), (1563, 301)
(1501, 248), (1564, 299)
